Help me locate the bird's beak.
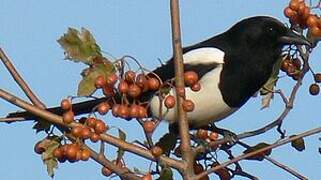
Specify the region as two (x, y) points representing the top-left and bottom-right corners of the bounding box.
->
(279, 29), (311, 47)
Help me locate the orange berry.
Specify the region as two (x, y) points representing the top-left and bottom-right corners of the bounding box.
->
(118, 80), (129, 94)
(182, 99), (195, 112)
(284, 7), (297, 18)
(309, 83), (320, 96)
(297, 2), (306, 15)
(80, 127), (92, 139)
(60, 99), (72, 111)
(151, 146), (163, 157)
(136, 74), (148, 90)
(306, 15), (318, 28)
(112, 104), (121, 117)
(63, 110), (74, 124)
(191, 82), (201, 92)
(65, 145), (78, 161)
(71, 126), (83, 138)
(143, 121), (155, 134)
(95, 75), (106, 88)
(53, 147), (63, 159)
(129, 104), (140, 118)
(94, 120), (107, 134)
(209, 132), (219, 141)
(138, 106), (148, 118)
(164, 95), (176, 109)
(86, 117), (97, 128)
(125, 70), (136, 83)
(97, 102), (110, 115)
(142, 173), (152, 180)
(118, 105), (130, 119)
(81, 149), (91, 161)
(106, 73), (118, 86)
(34, 141), (45, 154)
(184, 71), (199, 86)
(310, 26), (321, 37)
(128, 84), (142, 98)
(147, 77), (161, 91)
(90, 133), (100, 143)
(102, 86), (114, 97)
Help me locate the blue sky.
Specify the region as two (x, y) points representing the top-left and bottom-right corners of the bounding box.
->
(0, 1), (320, 179)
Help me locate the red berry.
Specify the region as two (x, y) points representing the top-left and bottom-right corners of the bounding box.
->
(307, 15), (318, 28)
(118, 105), (130, 119)
(147, 77), (160, 90)
(95, 75), (106, 88)
(90, 133), (100, 143)
(125, 70), (136, 83)
(97, 102), (110, 115)
(136, 74), (147, 89)
(284, 7), (297, 19)
(143, 121), (155, 133)
(101, 166), (113, 177)
(102, 86), (114, 97)
(80, 127), (92, 139)
(118, 80), (129, 94)
(86, 117), (97, 128)
(112, 104), (121, 117)
(65, 145), (78, 161)
(182, 99), (195, 112)
(106, 73), (118, 86)
(191, 82), (201, 92)
(184, 71), (199, 86)
(63, 111), (74, 124)
(80, 149), (91, 161)
(60, 99), (72, 111)
(129, 104), (140, 118)
(53, 148), (63, 159)
(164, 95), (176, 109)
(138, 106), (147, 118)
(95, 120), (108, 134)
(71, 126), (83, 138)
(309, 83), (320, 96)
(34, 141), (45, 154)
(128, 84), (142, 98)
(314, 73), (321, 83)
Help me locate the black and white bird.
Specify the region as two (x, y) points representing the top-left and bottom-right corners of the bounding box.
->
(7, 16), (311, 130)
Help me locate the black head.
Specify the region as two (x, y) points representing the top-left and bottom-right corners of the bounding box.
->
(226, 16), (311, 50)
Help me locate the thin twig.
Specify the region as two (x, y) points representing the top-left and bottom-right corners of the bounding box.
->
(0, 117), (31, 123)
(0, 48), (46, 108)
(170, 0), (194, 179)
(194, 127), (321, 179)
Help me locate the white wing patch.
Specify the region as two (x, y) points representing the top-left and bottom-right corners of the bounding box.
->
(150, 47), (237, 127)
(183, 47), (225, 65)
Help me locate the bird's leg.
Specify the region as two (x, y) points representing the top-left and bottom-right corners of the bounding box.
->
(205, 123), (238, 146)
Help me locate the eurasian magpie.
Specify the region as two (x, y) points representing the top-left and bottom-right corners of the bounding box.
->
(7, 16), (311, 130)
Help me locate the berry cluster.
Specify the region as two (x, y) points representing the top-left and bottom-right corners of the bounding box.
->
(196, 129), (219, 142)
(61, 99), (75, 124)
(72, 117), (108, 143)
(284, 0), (321, 37)
(53, 143), (91, 163)
(281, 55), (303, 80)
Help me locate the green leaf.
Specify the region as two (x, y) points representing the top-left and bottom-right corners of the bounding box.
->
(243, 142), (271, 161)
(33, 120), (51, 133)
(158, 167), (173, 180)
(77, 62), (115, 96)
(39, 136), (61, 177)
(155, 132), (177, 155)
(291, 135), (305, 152)
(57, 28), (102, 64)
(260, 56), (282, 95)
(116, 129), (126, 160)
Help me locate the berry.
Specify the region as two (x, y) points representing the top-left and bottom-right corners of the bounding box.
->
(311, 26), (321, 37)
(102, 86), (114, 97)
(101, 167), (113, 177)
(81, 149), (91, 161)
(196, 129), (209, 140)
(97, 102), (110, 115)
(86, 117), (97, 128)
(71, 126), (83, 138)
(309, 83), (320, 96)
(284, 7), (297, 19)
(34, 141), (45, 154)
(129, 104), (140, 118)
(281, 58), (291, 72)
(182, 99), (195, 112)
(138, 106), (147, 118)
(118, 80), (129, 94)
(136, 74), (148, 90)
(143, 121), (155, 133)
(112, 104), (121, 117)
(142, 173), (152, 180)
(314, 73), (321, 83)
(209, 132), (219, 141)
(65, 145), (78, 161)
(60, 99), (72, 111)
(118, 105), (130, 119)
(289, 0), (300, 11)
(53, 148), (63, 159)
(165, 95), (176, 109)
(63, 111), (74, 124)
(95, 75), (106, 88)
(184, 71), (199, 86)
(151, 146), (163, 157)
(176, 87), (185, 97)
(191, 82), (201, 92)
(306, 15), (318, 28)
(147, 77), (160, 90)
(125, 70), (136, 83)
(90, 133), (100, 143)
(80, 127), (92, 139)
(95, 120), (107, 134)
(106, 73), (118, 86)
(128, 84), (142, 98)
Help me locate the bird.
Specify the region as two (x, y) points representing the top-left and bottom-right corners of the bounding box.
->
(7, 16), (311, 132)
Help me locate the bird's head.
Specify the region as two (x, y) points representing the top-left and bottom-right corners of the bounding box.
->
(228, 16), (311, 50)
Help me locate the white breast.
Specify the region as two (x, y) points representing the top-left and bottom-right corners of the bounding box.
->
(150, 48), (238, 127)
